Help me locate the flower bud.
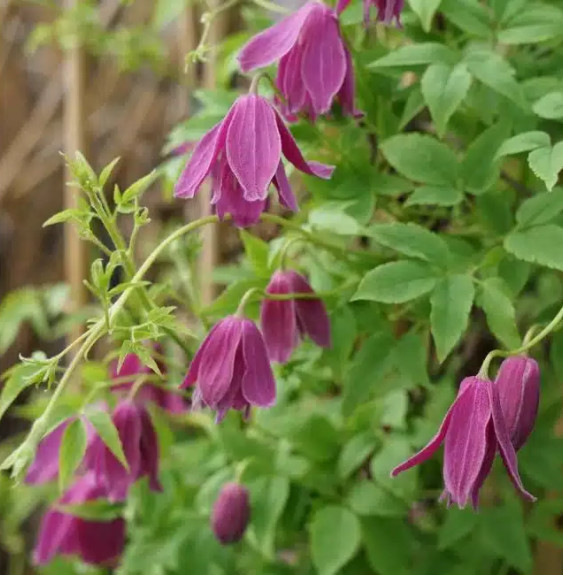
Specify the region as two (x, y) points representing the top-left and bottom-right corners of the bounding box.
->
(495, 356), (540, 451)
(211, 483), (250, 545)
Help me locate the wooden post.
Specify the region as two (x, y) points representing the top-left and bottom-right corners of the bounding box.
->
(63, 0), (88, 347)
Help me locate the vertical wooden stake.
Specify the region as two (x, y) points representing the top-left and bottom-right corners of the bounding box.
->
(63, 0), (88, 349)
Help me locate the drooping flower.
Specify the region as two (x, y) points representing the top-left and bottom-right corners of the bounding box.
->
(391, 376), (535, 509)
(86, 399), (161, 501)
(495, 356), (540, 451)
(238, 1), (360, 120)
(111, 351), (187, 414)
(174, 93), (334, 227)
(260, 270), (331, 362)
(34, 473), (125, 566)
(211, 482), (251, 545)
(336, 0), (404, 26)
(181, 316), (276, 422)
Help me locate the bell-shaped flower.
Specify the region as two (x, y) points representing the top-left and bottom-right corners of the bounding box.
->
(211, 482), (251, 545)
(86, 400), (161, 501)
(391, 376), (535, 509)
(495, 356), (540, 451)
(238, 1), (360, 120)
(174, 93), (334, 226)
(111, 351), (187, 414)
(34, 473), (125, 566)
(181, 316), (276, 422)
(260, 270), (331, 362)
(337, 0), (404, 25)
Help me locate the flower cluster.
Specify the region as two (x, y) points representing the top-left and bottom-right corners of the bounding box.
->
(392, 356), (540, 508)
(28, 350), (186, 566)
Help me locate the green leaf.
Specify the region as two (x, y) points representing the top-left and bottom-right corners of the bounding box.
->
(392, 332), (430, 388)
(120, 171), (157, 205)
(406, 186), (463, 207)
(59, 500), (124, 521)
(85, 409), (129, 470)
(291, 415), (340, 462)
(309, 204), (363, 236)
(516, 188), (563, 227)
(202, 279), (265, 317)
(533, 92), (563, 119)
(43, 208), (88, 227)
(408, 0), (442, 31)
(353, 261), (438, 304)
(0, 362), (45, 421)
(527, 142), (563, 191)
(440, 0), (492, 37)
(381, 134), (458, 186)
(478, 278), (520, 349)
(59, 418), (87, 491)
(430, 275), (475, 362)
(496, 131), (551, 158)
(338, 433), (378, 480)
(504, 225), (563, 271)
(310, 506), (361, 575)
(421, 63), (472, 137)
(461, 122), (510, 194)
(464, 49), (528, 110)
(369, 43), (457, 69)
(239, 230), (270, 278)
(438, 508), (479, 550)
(99, 157), (120, 189)
(366, 223), (450, 264)
(347, 481), (407, 517)
(362, 518), (412, 575)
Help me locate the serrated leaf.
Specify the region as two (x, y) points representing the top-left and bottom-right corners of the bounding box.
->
(421, 63), (472, 137)
(496, 131), (551, 158)
(0, 363), (43, 421)
(408, 0), (442, 31)
(533, 92), (563, 120)
(353, 261), (438, 304)
(406, 186), (463, 206)
(528, 143), (563, 191)
(369, 43), (457, 68)
(366, 223), (450, 264)
(516, 188), (563, 227)
(59, 418), (87, 491)
(478, 278), (520, 349)
(440, 0), (492, 36)
(504, 225), (563, 271)
(310, 506), (361, 575)
(431, 275), (475, 362)
(85, 409), (129, 471)
(381, 134), (458, 186)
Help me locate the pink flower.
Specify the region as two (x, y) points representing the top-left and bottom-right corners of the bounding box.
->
(174, 93), (334, 227)
(391, 376), (535, 509)
(212, 483), (251, 544)
(238, 1), (360, 120)
(181, 316), (276, 422)
(111, 351), (187, 414)
(337, 0), (404, 25)
(260, 270), (331, 362)
(34, 473), (125, 566)
(86, 399), (162, 501)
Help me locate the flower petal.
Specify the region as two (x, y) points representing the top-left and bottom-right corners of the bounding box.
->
(238, 2), (314, 72)
(470, 421), (496, 509)
(278, 49), (307, 115)
(226, 95), (281, 202)
(241, 320), (276, 407)
(25, 419), (71, 484)
(139, 407), (162, 492)
(181, 322), (222, 388)
(336, 0), (352, 13)
(272, 162), (298, 212)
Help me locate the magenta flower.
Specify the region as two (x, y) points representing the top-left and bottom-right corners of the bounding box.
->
(111, 351), (187, 414)
(34, 473), (125, 566)
(337, 0), (404, 25)
(87, 400), (161, 501)
(211, 482), (251, 545)
(260, 270), (331, 363)
(391, 376), (535, 509)
(238, 2), (360, 120)
(495, 356), (540, 451)
(174, 93), (334, 227)
(181, 316), (276, 422)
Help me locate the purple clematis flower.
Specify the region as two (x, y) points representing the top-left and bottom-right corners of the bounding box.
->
(34, 473), (125, 566)
(212, 482), (251, 545)
(86, 399), (162, 501)
(238, 1), (361, 120)
(181, 316), (276, 422)
(391, 376), (535, 509)
(174, 93), (334, 227)
(495, 356), (540, 451)
(336, 0), (404, 25)
(111, 351), (187, 414)
(260, 270), (331, 363)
